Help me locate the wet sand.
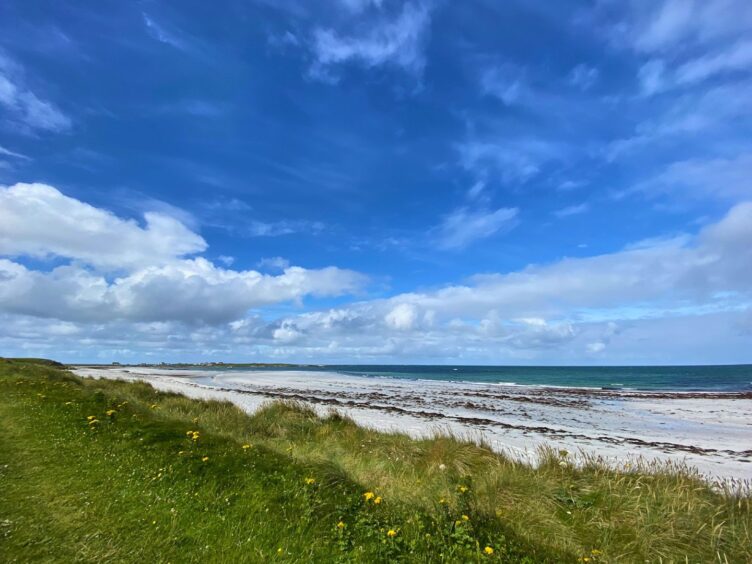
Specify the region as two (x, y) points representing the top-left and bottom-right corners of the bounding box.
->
(73, 366), (752, 482)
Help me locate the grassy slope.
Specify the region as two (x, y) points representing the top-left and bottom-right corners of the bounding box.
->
(0, 360), (750, 563)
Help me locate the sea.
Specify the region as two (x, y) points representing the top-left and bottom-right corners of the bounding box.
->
(204, 364), (752, 393)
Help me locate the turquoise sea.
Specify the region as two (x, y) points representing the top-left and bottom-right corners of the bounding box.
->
(210, 364), (752, 392)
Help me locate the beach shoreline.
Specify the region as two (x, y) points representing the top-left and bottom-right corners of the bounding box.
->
(73, 366), (752, 482)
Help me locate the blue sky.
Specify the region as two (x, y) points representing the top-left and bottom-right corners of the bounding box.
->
(1, 0), (751, 364)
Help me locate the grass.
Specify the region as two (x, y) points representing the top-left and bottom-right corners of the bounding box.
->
(1, 359), (750, 562)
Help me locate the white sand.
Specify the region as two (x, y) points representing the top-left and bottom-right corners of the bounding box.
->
(73, 366), (752, 483)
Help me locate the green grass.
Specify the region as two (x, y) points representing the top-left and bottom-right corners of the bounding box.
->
(1, 360), (750, 562)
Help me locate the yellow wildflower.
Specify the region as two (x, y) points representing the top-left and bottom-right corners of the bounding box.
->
(304, 477), (315, 485)
(88, 419), (99, 425)
(363, 491), (375, 502)
(277, 548), (283, 555)
(439, 497), (447, 505)
(386, 529), (397, 538)
(461, 514), (469, 521)
(458, 485), (469, 494)
(374, 496), (382, 505)
(150, 404), (158, 409)
(242, 444), (251, 450)
(484, 546), (494, 555)
(87, 415), (96, 421)
(106, 409), (116, 416)
(591, 549), (602, 556)
(336, 521), (345, 529)
(202, 456), (209, 462)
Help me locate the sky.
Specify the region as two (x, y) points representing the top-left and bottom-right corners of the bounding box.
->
(1, 0), (751, 365)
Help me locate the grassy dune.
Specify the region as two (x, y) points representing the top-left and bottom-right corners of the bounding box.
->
(0, 360), (750, 562)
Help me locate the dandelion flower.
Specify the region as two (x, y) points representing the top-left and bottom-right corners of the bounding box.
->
(374, 496), (382, 505)
(304, 477), (315, 485)
(439, 497), (447, 505)
(336, 521), (345, 529)
(363, 491), (375, 502)
(484, 546), (494, 555)
(242, 444), (251, 450)
(150, 404), (158, 409)
(277, 548), (283, 555)
(106, 409), (116, 416)
(386, 529), (397, 538)
(87, 415), (96, 421)
(461, 514), (469, 521)
(591, 549), (602, 556)
(458, 485), (469, 494)
(202, 456), (209, 462)
(88, 419), (99, 425)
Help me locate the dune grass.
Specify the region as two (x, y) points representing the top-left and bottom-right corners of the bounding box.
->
(0, 359), (750, 562)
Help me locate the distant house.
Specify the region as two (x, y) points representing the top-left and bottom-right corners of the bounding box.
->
(111, 362), (121, 366)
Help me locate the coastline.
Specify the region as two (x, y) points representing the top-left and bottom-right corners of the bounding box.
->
(73, 366), (752, 482)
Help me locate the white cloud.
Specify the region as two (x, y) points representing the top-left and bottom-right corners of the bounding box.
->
(639, 40), (752, 95)
(311, 2), (431, 75)
(0, 183), (366, 324)
(385, 303), (417, 330)
(0, 145), (29, 160)
(675, 39), (752, 86)
(633, 153), (752, 202)
(628, 0), (752, 53)
(0, 183), (207, 270)
(0, 54), (71, 133)
(637, 59), (666, 96)
(458, 139), (565, 184)
(257, 256), (291, 271)
(480, 63), (528, 105)
(607, 81), (752, 159)
(0, 254), (365, 326)
(553, 203), (589, 218)
(143, 13), (187, 50)
(247, 200), (752, 360)
(2, 189), (751, 363)
(435, 206), (519, 250)
(247, 219), (325, 237)
(569, 64), (599, 91)
(338, 0), (383, 13)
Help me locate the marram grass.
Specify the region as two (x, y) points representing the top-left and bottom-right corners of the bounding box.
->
(0, 359), (750, 563)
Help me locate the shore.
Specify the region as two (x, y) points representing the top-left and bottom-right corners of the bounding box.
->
(73, 366), (752, 482)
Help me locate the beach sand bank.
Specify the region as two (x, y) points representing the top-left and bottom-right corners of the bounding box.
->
(73, 366), (752, 482)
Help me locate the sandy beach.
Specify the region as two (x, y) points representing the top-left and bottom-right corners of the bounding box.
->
(73, 366), (752, 483)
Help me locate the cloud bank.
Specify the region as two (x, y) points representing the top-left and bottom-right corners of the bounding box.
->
(1, 182), (750, 363)
(0, 183), (365, 325)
